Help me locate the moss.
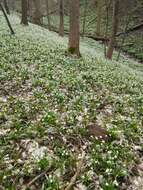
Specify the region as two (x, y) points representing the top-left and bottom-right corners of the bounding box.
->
(67, 47), (81, 57)
(68, 47), (77, 54)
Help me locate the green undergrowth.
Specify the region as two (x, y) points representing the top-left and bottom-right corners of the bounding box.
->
(0, 13), (143, 189)
(119, 32), (143, 62)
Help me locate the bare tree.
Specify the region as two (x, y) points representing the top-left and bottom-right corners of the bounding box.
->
(104, 0), (111, 57)
(27, 0), (32, 20)
(68, 0), (80, 57)
(21, 0), (28, 25)
(96, 0), (102, 36)
(0, 2), (14, 34)
(32, 0), (42, 25)
(116, 15), (131, 61)
(106, 0), (119, 59)
(59, 0), (64, 36)
(8, 0), (15, 11)
(45, 0), (51, 30)
(3, 0), (10, 14)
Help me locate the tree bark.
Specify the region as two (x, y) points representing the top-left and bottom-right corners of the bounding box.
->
(0, 2), (15, 34)
(82, 0), (87, 37)
(45, 0), (51, 30)
(96, 0), (102, 36)
(3, 0), (10, 14)
(27, 0), (32, 19)
(106, 0), (119, 59)
(59, 0), (64, 36)
(32, 0), (42, 25)
(8, 0), (15, 11)
(21, 0), (28, 25)
(68, 0), (80, 57)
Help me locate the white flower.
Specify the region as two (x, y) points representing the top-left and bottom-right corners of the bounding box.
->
(77, 115), (82, 122)
(113, 180), (118, 186)
(84, 107), (88, 114)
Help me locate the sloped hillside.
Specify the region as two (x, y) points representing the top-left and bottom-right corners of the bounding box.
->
(0, 13), (143, 190)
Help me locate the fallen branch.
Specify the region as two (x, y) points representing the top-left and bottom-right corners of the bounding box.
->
(45, 8), (58, 16)
(85, 34), (109, 42)
(64, 151), (86, 190)
(48, 25), (110, 42)
(116, 22), (143, 37)
(26, 166), (53, 188)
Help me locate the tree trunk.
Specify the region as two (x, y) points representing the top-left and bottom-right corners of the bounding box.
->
(104, 0), (111, 57)
(27, 0), (32, 19)
(8, 0), (15, 11)
(3, 0), (10, 14)
(82, 0), (87, 37)
(106, 0), (119, 59)
(59, 0), (64, 36)
(68, 0), (80, 57)
(0, 2), (15, 34)
(21, 0), (28, 25)
(96, 0), (102, 36)
(45, 0), (51, 30)
(32, 0), (42, 25)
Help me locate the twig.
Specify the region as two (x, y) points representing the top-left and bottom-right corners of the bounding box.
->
(64, 151), (86, 190)
(26, 166), (53, 188)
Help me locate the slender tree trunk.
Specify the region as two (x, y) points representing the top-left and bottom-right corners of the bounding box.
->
(45, 0), (51, 30)
(3, 0), (10, 14)
(21, 0), (28, 25)
(0, 3), (15, 34)
(116, 15), (131, 61)
(68, 0), (80, 57)
(106, 0), (119, 59)
(96, 0), (102, 36)
(32, 0), (42, 25)
(104, 0), (111, 57)
(59, 0), (64, 36)
(82, 0), (87, 37)
(8, 0), (15, 11)
(27, 0), (32, 20)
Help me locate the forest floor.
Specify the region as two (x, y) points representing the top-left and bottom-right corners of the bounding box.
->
(0, 13), (143, 190)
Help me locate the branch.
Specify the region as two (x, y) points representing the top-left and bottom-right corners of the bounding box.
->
(26, 166), (53, 188)
(85, 34), (109, 42)
(116, 22), (143, 37)
(47, 25), (109, 42)
(47, 8), (58, 16)
(0, 2), (15, 35)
